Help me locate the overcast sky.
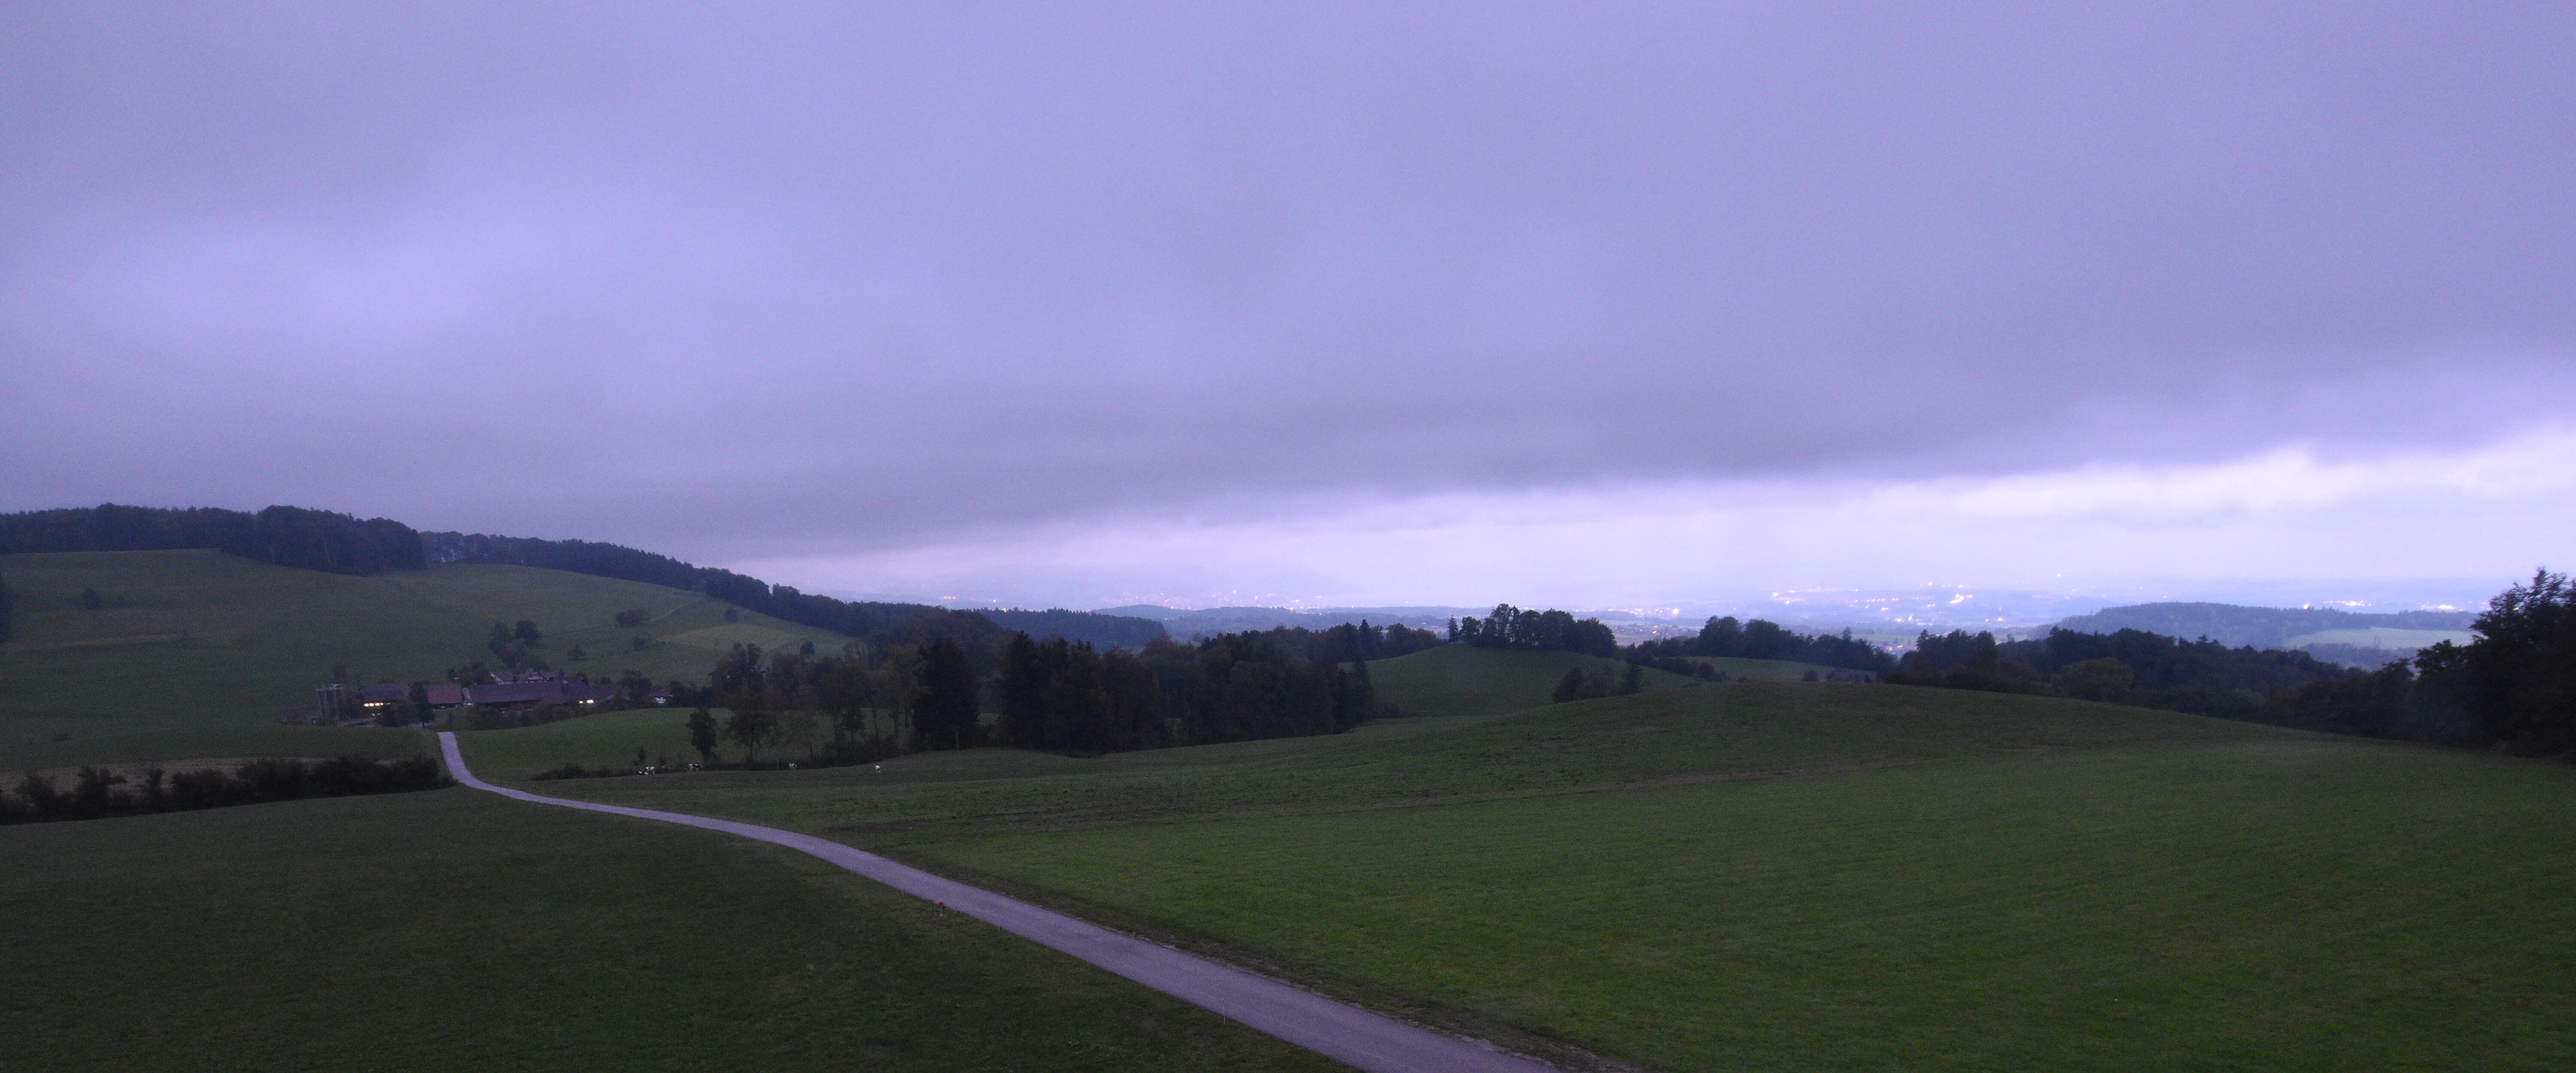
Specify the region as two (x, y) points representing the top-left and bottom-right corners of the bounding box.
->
(6, 3), (2570, 611)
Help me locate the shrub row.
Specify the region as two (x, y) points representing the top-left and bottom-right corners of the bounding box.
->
(0, 755), (448, 824)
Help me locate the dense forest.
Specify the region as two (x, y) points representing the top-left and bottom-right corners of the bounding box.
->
(0, 504), (424, 574)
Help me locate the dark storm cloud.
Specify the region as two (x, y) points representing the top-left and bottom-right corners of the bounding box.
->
(6, 3), (2572, 564)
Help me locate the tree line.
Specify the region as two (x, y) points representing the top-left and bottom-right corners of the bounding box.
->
(1886, 570), (2576, 756)
(1888, 626), (2352, 716)
(2263, 570), (2576, 753)
(0, 503), (425, 574)
(0, 755), (447, 825)
(1625, 616), (1898, 675)
(657, 621), (1409, 770)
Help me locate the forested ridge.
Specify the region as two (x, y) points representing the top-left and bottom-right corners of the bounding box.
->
(0, 504), (424, 574)
(0, 504), (1160, 650)
(2054, 601), (2476, 648)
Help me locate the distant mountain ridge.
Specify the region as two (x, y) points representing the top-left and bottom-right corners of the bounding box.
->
(2053, 602), (2478, 650)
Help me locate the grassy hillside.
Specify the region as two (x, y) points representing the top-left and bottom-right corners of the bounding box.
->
(480, 685), (2576, 1070)
(471, 683), (2280, 840)
(0, 550), (839, 767)
(0, 787), (1340, 1073)
(1365, 644), (1696, 718)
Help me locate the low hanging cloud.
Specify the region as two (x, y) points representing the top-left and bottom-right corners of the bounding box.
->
(734, 429), (2576, 610)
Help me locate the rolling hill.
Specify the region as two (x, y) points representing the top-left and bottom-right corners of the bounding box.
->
(2054, 602), (2477, 649)
(0, 549), (846, 766)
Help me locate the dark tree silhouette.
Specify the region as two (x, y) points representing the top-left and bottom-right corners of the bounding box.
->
(912, 638), (980, 752)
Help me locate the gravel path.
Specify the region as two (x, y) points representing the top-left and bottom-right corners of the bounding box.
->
(437, 732), (1562, 1073)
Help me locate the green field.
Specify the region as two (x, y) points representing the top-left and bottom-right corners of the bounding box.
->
(0, 786), (1339, 1072)
(914, 740), (2576, 1071)
(466, 676), (2261, 835)
(473, 684), (2576, 1071)
(0, 550), (841, 767)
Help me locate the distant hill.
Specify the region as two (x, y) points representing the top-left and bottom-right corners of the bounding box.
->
(1099, 605), (1466, 640)
(0, 504), (1176, 652)
(2053, 602), (2478, 650)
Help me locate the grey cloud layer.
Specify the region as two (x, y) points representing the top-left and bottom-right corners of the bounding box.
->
(6, 3), (2572, 563)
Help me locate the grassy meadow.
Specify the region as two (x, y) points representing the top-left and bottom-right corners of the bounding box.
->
(0, 785), (1341, 1073)
(0, 550), (843, 768)
(913, 739), (2576, 1071)
(469, 680), (2576, 1071)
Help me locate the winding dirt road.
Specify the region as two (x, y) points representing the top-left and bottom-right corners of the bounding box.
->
(436, 733), (1562, 1073)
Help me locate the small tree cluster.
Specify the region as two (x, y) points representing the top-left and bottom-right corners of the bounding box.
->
(1448, 605), (1618, 658)
(1551, 664), (1643, 703)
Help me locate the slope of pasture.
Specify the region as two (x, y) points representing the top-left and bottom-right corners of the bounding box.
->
(1365, 644), (1694, 719)
(0, 787), (1339, 1073)
(913, 737), (2576, 1071)
(0, 551), (492, 743)
(0, 551), (838, 768)
(477, 683), (2282, 840)
(1688, 654), (1865, 681)
(386, 563), (846, 684)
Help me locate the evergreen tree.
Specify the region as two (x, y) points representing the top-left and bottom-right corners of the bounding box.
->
(999, 633), (1054, 748)
(913, 638), (980, 752)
